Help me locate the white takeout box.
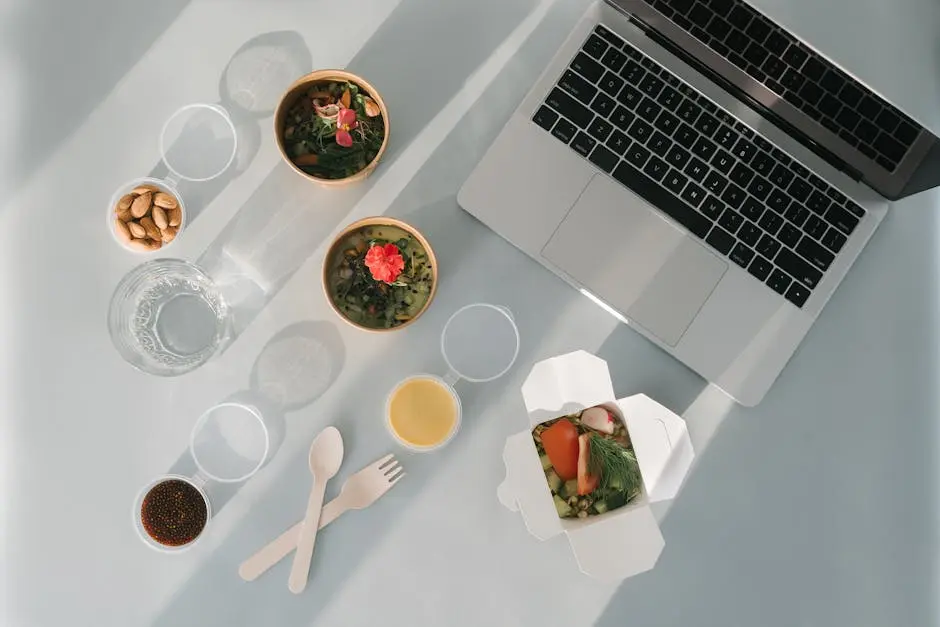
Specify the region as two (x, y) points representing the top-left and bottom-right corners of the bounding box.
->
(497, 350), (695, 581)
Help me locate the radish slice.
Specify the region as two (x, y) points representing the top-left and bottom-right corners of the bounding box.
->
(581, 407), (615, 435)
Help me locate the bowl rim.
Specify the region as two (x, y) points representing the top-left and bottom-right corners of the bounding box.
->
(274, 69), (390, 186)
(322, 216), (438, 333)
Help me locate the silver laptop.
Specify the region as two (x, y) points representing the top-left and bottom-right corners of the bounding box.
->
(458, 0), (940, 406)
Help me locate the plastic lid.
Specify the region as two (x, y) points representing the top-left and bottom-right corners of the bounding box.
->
(189, 402), (269, 483)
(159, 103), (237, 182)
(440, 304), (520, 383)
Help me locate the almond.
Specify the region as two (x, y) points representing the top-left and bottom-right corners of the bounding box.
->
(130, 192), (152, 218)
(168, 207), (182, 227)
(161, 226), (178, 243)
(146, 239), (163, 251)
(114, 219), (132, 243)
(118, 194), (135, 211)
(131, 184), (159, 195)
(153, 192), (178, 209)
(128, 239), (152, 252)
(140, 216), (161, 240)
(116, 207), (133, 222)
(128, 221), (146, 239)
(152, 205), (168, 230)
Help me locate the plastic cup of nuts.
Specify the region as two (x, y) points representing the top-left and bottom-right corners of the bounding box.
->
(107, 103), (237, 253)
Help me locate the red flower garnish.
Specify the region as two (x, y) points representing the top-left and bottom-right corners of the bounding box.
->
(364, 243), (405, 283)
(336, 108), (358, 148)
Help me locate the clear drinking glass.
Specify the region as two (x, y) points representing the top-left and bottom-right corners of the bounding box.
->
(108, 259), (231, 376)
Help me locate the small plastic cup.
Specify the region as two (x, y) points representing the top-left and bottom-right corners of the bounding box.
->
(107, 103), (237, 253)
(133, 400), (268, 552)
(385, 303), (520, 451)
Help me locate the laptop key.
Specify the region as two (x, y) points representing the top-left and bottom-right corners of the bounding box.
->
(684, 157), (708, 182)
(845, 201), (865, 218)
(621, 60), (645, 84)
(559, 71), (598, 103)
(769, 163), (795, 188)
(748, 255), (773, 281)
(700, 195), (726, 220)
(664, 170), (689, 195)
(806, 190), (831, 214)
(706, 226), (736, 255)
(599, 71), (626, 97)
(676, 99), (700, 124)
(601, 48), (629, 73)
(551, 118), (578, 144)
(625, 143), (651, 168)
(747, 176), (772, 201)
(776, 248), (822, 288)
(648, 131), (671, 156)
(783, 202), (809, 226)
(825, 204), (860, 235)
(694, 112), (720, 137)
(821, 227), (848, 254)
(738, 221), (763, 246)
(666, 145), (691, 169)
(595, 25), (624, 47)
(788, 177), (812, 203)
(546, 88), (593, 127)
(732, 137), (758, 162)
(681, 182), (707, 208)
(657, 85), (683, 111)
(588, 144), (619, 173)
(692, 136), (718, 160)
(805, 215), (827, 239)
(756, 233), (782, 259)
(643, 156), (669, 181)
(588, 117), (614, 142)
(730, 242), (755, 268)
(751, 151), (775, 176)
(591, 92), (617, 117)
(730, 163), (755, 187)
(611, 106), (635, 131)
(740, 196), (764, 221)
(778, 222), (801, 248)
(639, 73), (665, 98)
(532, 106), (559, 131)
(570, 52), (605, 83)
(721, 183), (747, 209)
(571, 131), (597, 157)
(712, 150), (734, 174)
(766, 269), (792, 295)
(637, 97), (660, 122)
(611, 161), (712, 238)
(718, 208), (744, 233)
(704, 170), (728, 195)
(758, 209), (784, 234)
(654, 111), (681, 134)
(795, 236), (835, 271)
(767, 188), (790, 214)
(785, 283), (811, 307)
(674, 123), (698, 149)
(617, 84), (643, 109)
(607, 130), (631, 155)
(714, 125), (737, 149)
(583, 34), (609, 60)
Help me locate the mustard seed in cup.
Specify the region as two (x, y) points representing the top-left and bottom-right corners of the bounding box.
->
(140, 478), (208, 548)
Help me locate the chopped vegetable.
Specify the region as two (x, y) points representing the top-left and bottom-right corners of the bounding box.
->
(546, 470), (562, 493)
(577, 434), (600, 495)
(540, 419), (579, 481)
(581, 406), (616, 435)
(553, 495), (572, 517)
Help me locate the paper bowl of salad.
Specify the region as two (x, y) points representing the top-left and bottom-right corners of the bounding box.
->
(323, 217), (437, 332)
(497, 350), (696, 581)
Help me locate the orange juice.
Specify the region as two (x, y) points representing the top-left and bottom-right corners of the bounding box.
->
(387, 376), (460, 449)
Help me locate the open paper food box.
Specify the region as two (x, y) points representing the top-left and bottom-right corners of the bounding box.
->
(497, 351), (695, 581)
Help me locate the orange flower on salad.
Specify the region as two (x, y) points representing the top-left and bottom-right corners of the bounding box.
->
(364, 243), (405, 283)
(335, 108), (358, 148)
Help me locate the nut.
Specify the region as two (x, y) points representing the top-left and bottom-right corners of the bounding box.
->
(152, 206), (168, 230)
(140, 216), (161, 240)
(153, 192), (178, 209)
(127, 221), (146, 239)
(114, 219), (132, 243)
(161, 226), (178, 243)
(118, 194), (135, 211)
(130, 192), (152, 218)
(168, 207), (182, 227)
(116, 207), (133, 222)
(131, 184), (159, 195)
(145, 238), (163, 251)
(363, 96), (381, 117)
(127, 239), (152, 252)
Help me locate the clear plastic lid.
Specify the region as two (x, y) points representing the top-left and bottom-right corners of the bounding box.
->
(189, 401), (270, 483)
(441, 303), (520, 384)
(159, 103), (237, 183)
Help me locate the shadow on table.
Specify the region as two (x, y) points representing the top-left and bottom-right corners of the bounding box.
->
(146, 30), (312, 224)
(165, 319), (345, 514)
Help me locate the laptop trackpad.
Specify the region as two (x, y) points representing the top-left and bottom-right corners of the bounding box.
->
(542, 176), (727, 346)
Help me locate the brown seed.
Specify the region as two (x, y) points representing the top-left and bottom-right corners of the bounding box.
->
(145, 238), (163, 251)
(131, 184), (159, 195)
(118, 194), (135, 211)
(130, 192), (152, 218)
(127, 221), (146, 239)
(153, 192), (178, 209)
(127, 239), (152, 252)
(168, 207), (182, 227)
(140, 216), (161, 240)
(114, 219), (132, 243)
(116, 207), (133, 222)
(161, 226), (178, 243)
(152, 206), (168, 230)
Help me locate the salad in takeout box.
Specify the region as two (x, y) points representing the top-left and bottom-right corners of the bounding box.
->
(497, 351), (695, 581)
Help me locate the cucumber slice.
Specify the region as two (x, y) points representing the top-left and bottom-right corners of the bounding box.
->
(553, 495), (572, 518)
(560, 479), (579, 500)
(539, 454), (552, 471)
(546, 470), (562, 494)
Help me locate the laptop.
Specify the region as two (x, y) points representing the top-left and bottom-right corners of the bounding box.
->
(458, 0), (940, 406)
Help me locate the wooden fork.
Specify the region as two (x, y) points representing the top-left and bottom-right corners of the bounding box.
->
(239, 454), (404, 582)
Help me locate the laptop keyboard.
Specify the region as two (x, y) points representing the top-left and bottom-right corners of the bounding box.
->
(639, 0), (923, 172)
(532, 25), (866, 308)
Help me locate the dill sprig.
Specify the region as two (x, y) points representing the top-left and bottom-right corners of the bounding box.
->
(588, 434), (642, 501)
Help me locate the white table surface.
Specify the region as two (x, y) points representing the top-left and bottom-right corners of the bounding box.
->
(2, 1), (939, 626)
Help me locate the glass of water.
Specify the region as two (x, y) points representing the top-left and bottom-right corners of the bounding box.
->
(109, 259), (231, 376)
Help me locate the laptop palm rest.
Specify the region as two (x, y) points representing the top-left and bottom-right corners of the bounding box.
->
(542, 176), (727, 346)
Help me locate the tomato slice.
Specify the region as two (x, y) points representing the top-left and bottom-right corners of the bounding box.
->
(577, 434), (600, 495)
(540, 419), (579, 480)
